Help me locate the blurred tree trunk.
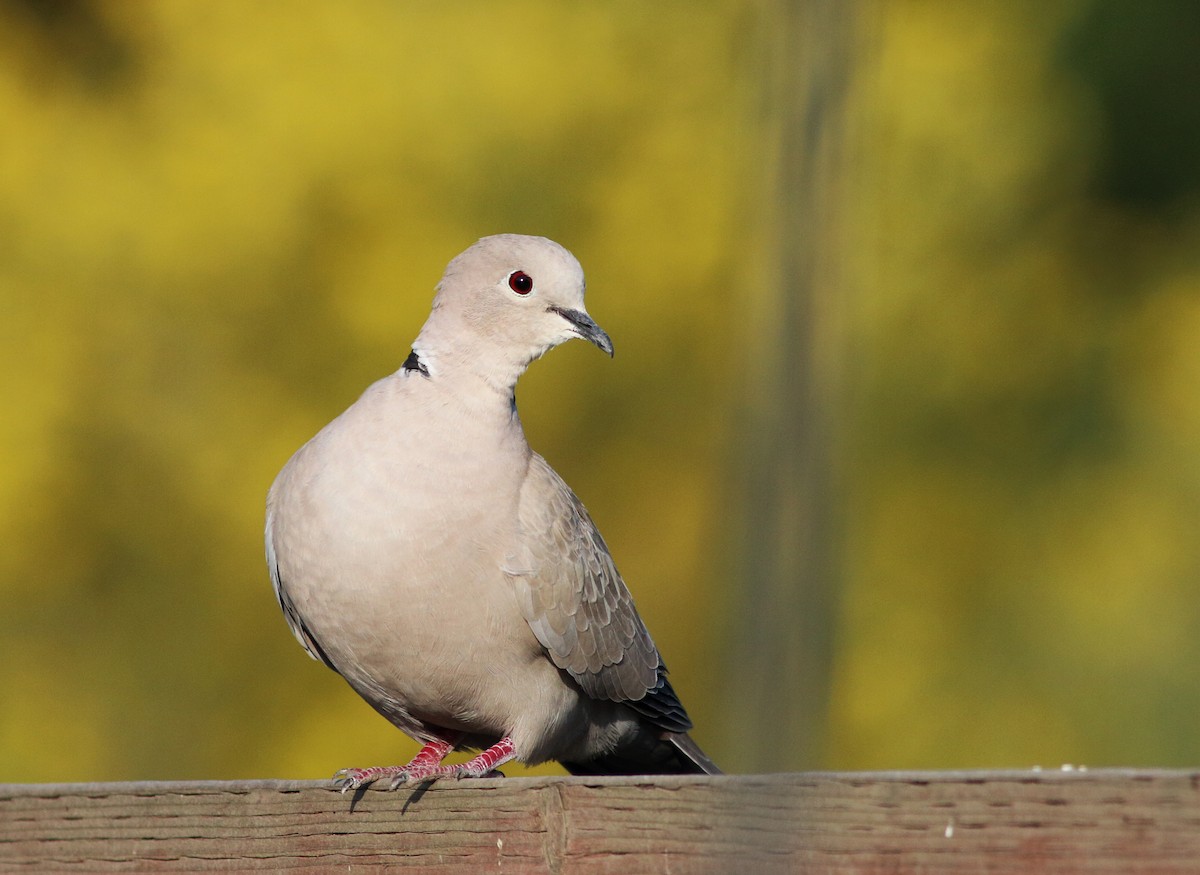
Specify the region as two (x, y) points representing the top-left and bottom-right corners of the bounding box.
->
(724, 0), (860, 771)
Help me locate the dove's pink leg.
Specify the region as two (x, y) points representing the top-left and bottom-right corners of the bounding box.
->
(450, 736), (516, 777)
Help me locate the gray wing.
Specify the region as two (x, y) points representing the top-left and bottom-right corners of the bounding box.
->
(510, 454), (691, 731)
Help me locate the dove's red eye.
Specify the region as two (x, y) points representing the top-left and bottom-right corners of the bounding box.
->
(508, 271), (533, 295)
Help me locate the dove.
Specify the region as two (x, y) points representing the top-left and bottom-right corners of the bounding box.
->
(266, 234), (719, 786)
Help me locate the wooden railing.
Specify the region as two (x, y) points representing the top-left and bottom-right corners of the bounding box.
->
(3, 770), (1197, 872)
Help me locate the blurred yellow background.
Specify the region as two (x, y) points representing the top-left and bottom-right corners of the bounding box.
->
(2, 1), (1199, 782)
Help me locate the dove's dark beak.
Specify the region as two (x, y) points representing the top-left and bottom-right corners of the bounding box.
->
(550, 306), (614, 357)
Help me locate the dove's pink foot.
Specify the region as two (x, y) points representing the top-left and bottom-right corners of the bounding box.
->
(333, 737), (455, 792)
(333, 736), (517, 791)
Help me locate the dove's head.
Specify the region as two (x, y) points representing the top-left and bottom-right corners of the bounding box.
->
(414, 234), (612, 386)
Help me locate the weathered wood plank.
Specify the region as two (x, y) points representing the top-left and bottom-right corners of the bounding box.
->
(2, 771), (1198, 873)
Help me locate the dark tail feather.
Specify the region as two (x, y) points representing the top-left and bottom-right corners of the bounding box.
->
(562, 731), (721, 776)
(667, 731), (722, 775)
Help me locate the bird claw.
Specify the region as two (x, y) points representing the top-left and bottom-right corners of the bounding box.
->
(332, 767), (377, 792)
(386, 767), (439, 789)
(332, 765), (418, 792)
(331, 763), (453, 791)
(332, 763), (506, 791)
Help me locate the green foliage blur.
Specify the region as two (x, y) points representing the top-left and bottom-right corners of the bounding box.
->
(2, 0), (1199, 782)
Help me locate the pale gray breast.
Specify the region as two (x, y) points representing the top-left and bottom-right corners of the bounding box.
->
(267, 372), (533, 666)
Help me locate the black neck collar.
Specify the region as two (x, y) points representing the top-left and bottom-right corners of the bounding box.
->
(402, 350), (430, 378)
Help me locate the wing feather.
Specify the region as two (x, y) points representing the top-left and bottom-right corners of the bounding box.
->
(510, 454), (690, 732)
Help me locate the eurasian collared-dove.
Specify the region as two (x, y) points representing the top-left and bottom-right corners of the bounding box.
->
(266, 234), (718, 786)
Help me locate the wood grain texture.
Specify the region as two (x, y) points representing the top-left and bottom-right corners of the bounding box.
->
(2, 770), (1198, 873)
